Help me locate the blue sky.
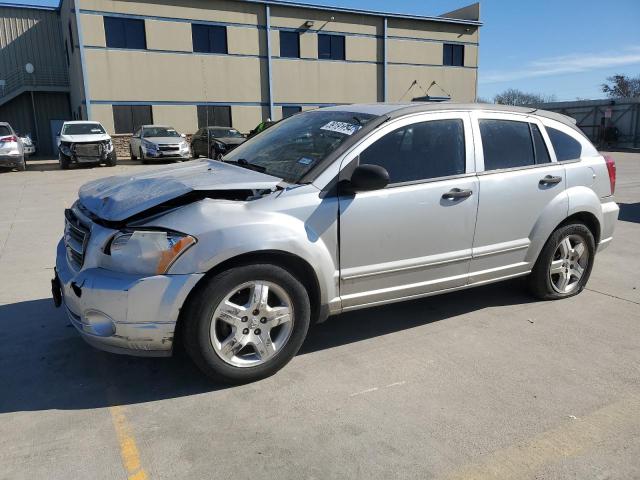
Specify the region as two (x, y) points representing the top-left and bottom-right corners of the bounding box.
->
(8, 0), (640, 101)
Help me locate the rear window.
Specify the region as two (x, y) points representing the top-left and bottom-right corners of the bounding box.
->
(0, 126), (12, 137)
(63, 123), (106, 135)
(547, 127), (582, 161)
(479, 119), (534, 170)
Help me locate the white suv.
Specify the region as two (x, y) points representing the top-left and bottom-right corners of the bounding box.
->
(0, 122), (25, 171)
(57, 121), (116, 169)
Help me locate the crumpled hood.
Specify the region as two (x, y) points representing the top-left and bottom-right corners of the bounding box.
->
(78, 159), (283, 222)
(60, 133), (111, 143)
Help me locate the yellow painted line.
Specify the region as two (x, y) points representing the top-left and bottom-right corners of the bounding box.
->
(445, 394), (640, 480)
(109, 405), (148, 480)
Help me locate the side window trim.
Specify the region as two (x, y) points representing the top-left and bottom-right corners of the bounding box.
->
(334, 112), (475, 189)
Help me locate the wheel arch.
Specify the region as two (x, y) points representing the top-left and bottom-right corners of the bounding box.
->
(174, 249), (325, 351)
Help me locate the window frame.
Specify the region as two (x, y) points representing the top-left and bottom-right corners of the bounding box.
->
(104, 16), (147, 50)
(318, 33), (346, 61)
(443, 43), (464, 67)
(279, 30), (300, 58)
(196, 105), (232, 128)
(191, 23), (228, 54)
(112, 105), (153, 134)
(333, 111), (475, 190)
(471, 111), (559, 175)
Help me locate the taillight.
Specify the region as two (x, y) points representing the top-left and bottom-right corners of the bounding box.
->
(604, 155), (616, 195)
(0, 135), (18, 143)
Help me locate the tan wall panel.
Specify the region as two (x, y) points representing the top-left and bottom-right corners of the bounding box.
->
(228, 26), (264, 55)
(464, 44), (478, 68)
(78, 0), (264, 25)
(388, 18), (478, 43)
(272, 59), (381, 103)
(91, 104), (115, 132)
(231, 105), (265, 132)
(152, 105), (197, 133)
(299, 31), (316, 58)
(85, 49), (267, 102)
(387, 64), (477, 102)
(146, 19), (192, 52)
(387, 38), (441, 64)
(80, 12), (106, 47)
(346, 35), (380, 62)
(60, 0), (87, 115)
(270, 5), (382, 35)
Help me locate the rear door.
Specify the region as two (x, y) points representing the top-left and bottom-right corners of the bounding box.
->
(338, 112), (478, 309)
(469, 112), (567, 283)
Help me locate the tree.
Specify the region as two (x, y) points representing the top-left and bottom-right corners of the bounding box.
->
(493, 88), (556, 106)
(601, 74), (640, 98)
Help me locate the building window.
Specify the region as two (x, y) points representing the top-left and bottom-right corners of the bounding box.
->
(282, 106), (302, 118)
(104, 17), (147, 49)
(68, 21), (74, 53)
(197, 105), (232, 127)
(112, 105), (153, 134)
(192, 24), (228, 54)
(318, 34), (345, 60)
(64, 40), (70, 66)
(279, 31), (300, 58)
(443, 43), (464, 66)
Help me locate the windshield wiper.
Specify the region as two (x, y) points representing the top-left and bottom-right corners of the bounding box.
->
(227, 158), (267, 173)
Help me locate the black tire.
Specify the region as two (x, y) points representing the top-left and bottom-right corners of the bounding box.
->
(183, 264), (311, 384)
(105, 150), (117, 167)
(528, 222), (596, 300)
(59, 154), (70, 170)
(130, 146), (137, 160)
(139, 148), (148, 164)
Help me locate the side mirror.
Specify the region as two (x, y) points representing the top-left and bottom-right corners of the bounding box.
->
(344, 164), (389, 193)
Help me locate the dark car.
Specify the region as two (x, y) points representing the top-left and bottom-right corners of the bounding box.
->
(191, 126), (246, 159)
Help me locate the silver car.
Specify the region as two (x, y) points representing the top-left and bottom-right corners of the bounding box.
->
(53, 103), (619, 383)
(129, 125), (190, 162)
(0, 122), (25, 171)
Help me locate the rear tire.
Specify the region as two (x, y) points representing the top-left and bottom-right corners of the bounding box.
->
(528, 222), (595, 300)
(183, 264), (311, 384)
(130, 146), (137, 160)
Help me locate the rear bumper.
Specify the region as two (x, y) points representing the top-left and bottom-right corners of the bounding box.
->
(55, 239), (203, 356)
(0, 154), (24, 166)
(598, 200), (620, 252)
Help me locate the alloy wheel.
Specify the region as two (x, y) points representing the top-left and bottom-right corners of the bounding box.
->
(549, 234), (589, 294)
(210, 281), (294, 367)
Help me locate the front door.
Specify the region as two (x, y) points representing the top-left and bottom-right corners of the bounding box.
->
(338, 112), (478, 310)
(469, 112), (567, 283)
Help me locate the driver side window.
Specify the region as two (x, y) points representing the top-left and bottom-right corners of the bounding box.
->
(359, 118), (466, 185)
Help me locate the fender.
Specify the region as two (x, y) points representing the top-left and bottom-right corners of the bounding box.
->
(525, 189), (569, 265)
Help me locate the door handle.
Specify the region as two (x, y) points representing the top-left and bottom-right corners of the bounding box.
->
(442, 188), (473, 200)
(539, 175), (562, 185)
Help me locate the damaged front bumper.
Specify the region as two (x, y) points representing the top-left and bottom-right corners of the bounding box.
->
(54, 239), (203, 356)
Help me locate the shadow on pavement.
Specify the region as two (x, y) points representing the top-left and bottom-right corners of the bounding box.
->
(618, 203), (640, 224)
(0, 279), (535, 413)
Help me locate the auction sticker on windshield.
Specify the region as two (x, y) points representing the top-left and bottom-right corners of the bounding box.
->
(320, 121), (361, 136)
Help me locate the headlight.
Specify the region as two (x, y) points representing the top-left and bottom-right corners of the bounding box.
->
(142, 139), (157, 151)
(105, 230), (196, 275)
(215, 141), (226, 151)
(179, 141), (189, 150)
(104, 140), (114, 152)
(59, 142), (71, 155)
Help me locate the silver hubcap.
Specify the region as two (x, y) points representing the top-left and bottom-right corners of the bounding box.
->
(549, 234), (589, 294)
(210, 281), (294, 367)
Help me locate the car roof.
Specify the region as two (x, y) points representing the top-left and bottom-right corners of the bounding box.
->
(141, 125), (175, 128)
(63, 121), (103, 125)
(319, 102), (580, 132)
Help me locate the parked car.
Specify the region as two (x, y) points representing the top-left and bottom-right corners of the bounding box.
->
(52, 103), (619, 384)
(0, 122), (25, 171)
(191, 126), (246, 159)
(129, 125), (190, 163)
(57, 121), (116, 169)
(19, 133), (36, 157)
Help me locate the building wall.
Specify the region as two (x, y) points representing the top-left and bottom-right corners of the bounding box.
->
(74, 0), (479, 134)
(60, 0), (89, 119)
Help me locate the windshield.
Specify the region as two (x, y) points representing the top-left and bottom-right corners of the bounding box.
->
(143, 127), (181, 138)
(62, 123), (105, 135)
(223, 110), (377, 182)
(210, 128), (243, 138)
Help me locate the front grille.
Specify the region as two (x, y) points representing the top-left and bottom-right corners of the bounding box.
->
(159, 145), (180, 152)
(64, 208), (91, 269)
(74, 143), (102, 157)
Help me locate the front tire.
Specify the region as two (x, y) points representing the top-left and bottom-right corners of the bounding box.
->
(105, 150), (117, 167)
(130, 146), (137, 160)
(59, 154), (70, 170)
(183, 264), (311, 384)
(139, 147), (148, 164)
(528, 222), (595, 300)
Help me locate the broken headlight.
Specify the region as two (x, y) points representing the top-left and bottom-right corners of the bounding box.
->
(104, 230), (196, 275)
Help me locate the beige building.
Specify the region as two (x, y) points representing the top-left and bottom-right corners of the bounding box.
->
(14, 0), (481, 138)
